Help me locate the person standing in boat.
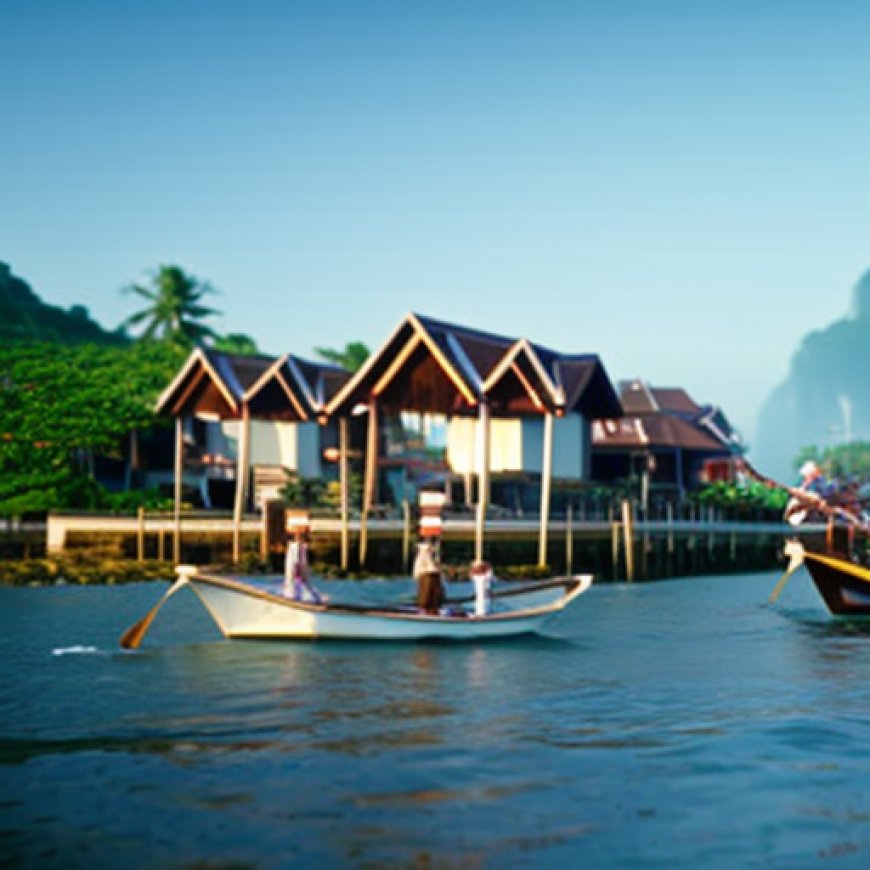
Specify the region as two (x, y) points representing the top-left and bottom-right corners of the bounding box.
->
(413, 541), (445, 614)
(785, 460), (831, 525)
(284, 518), (324, 604)
(469, 560), (495, 616)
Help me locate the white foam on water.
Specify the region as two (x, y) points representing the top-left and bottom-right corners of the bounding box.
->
(52, 645), (100, 656)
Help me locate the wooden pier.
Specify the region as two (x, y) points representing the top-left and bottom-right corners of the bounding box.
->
(32, 508), (822, 580)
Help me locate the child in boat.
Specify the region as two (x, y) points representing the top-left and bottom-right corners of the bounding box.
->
(413, 541), (445, 614)
(469, 560), (494, 616)
(284, 528), (324, 604)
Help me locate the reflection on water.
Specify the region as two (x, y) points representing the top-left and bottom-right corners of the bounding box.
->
(3, 572), (870, 867)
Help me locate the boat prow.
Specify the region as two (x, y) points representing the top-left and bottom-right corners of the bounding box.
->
(775, 541), (870, 617)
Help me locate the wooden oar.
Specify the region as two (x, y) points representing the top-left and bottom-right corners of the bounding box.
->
(739, 460), (870, 537)
(769, 539), (806, 604)
(119, 567), (196, 650)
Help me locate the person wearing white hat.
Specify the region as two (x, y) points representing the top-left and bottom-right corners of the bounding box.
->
(785, 460), (831, 526)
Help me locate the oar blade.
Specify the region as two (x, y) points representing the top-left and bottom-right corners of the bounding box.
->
(119, 609), (160, 650)
(769, 540), (805, 604)
(118, 574), (191, 650)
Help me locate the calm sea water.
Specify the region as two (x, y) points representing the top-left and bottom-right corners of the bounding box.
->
(2, 570), (870, 869)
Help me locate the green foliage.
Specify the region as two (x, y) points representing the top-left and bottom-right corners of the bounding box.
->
(691, 480), (789, 514)
(122, 265), (220, 346)
(281, 470), (362, 511)
(315, 341), (370, 372)
(282, 472), (327, 507)
(211, 332), (260, 355)
(0, 341), (186, 516)
(793, 441), (870, 480)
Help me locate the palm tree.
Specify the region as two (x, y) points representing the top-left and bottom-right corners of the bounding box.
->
(315, 341), (370, 372)
(122, 265), (220, 345)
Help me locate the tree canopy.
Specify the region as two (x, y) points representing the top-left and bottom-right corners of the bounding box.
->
(122, 265), (220, 346)
(0, 342), (186, 515)
(315, 341), (370, 372)
(212, 332), (260, 355)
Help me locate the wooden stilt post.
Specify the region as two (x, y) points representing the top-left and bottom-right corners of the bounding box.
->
(137, 506), (145, 564)
(339, 417), (349, 570)
(474, 401), (490, 564)
(232, 404), (251, 565)
(666, 501), (675, 555)
(565, 503), (573, 575)
(538, 411), (554, 568)
(621, 499), (635, 582)
(611, 517), (621, 579)
(359, 400), (378, 567)
(173, 416), (183, 564)
(707, 505), (715, 558)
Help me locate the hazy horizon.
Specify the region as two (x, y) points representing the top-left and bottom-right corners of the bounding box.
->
(3, 0), (869, 446)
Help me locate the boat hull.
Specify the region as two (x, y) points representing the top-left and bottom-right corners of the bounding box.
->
(802, 551), (870, 616)
(186, 573), (591, 641)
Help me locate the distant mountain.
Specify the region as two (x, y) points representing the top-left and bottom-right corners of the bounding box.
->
(753, 269), (870, 481)
(0, 261), (126, 345)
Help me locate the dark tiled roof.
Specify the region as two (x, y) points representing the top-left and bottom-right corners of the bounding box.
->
(326, 312), (622, 419)
(594, 380), (737, 453)
(592, 415), (725, 452)
(203, 350), (275, 399)
(651, 387), (701, 416)
(159, 348), (349, 419)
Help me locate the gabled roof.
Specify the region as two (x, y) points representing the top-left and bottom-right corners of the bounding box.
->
(483, 341), (622, 418)
(324, 313), (496, 417)
(593, 380), (737, 453)
(155, 347), (275, 419)
(244, 354), (350, 421)
(156, 348), (349, 421)
(592, 416), (725, 452)
(324, 312), (623, 420)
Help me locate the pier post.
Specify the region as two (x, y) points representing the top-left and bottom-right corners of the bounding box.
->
(621, 499), (635, 582)
(137, 506), (145, 564)
(565, 503), (573, 575)
(611, 518), (620, 578)
(707, 505), (715, 559)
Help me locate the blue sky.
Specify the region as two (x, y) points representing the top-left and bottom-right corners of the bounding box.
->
(3, 0), (869, 443)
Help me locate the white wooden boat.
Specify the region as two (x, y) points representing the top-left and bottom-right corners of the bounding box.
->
(121, 567), (592, 646)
